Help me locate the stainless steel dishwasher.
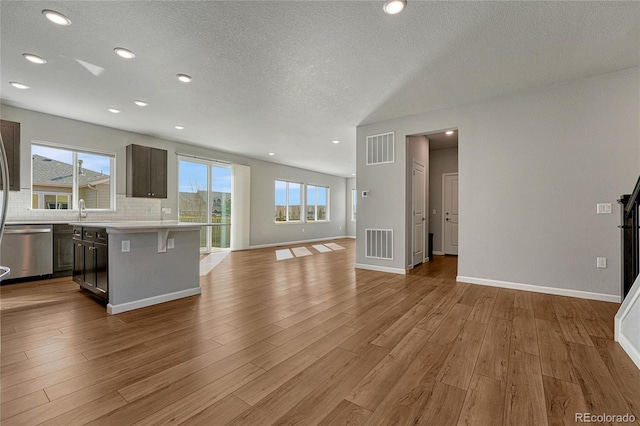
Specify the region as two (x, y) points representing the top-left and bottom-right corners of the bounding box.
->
(0, 224), (53, 280)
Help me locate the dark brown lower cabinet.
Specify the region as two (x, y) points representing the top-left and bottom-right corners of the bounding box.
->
(73, 227), (108, 302)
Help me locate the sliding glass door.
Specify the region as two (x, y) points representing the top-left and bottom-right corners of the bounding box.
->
(178, 157), (232, 252)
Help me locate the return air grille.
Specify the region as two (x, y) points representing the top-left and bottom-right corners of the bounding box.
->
(366, 132), (395, 165)
(365, 229), (394, 260)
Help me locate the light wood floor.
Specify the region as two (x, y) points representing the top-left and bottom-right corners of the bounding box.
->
(1, 238), (639, 425)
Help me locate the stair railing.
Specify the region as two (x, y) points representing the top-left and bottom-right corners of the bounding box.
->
(619, 175), (640, 300)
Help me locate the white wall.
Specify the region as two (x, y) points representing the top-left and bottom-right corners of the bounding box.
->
(1, 105), (348, 247)
(429, 148), (458, 254)
(356, 67), (640, 299)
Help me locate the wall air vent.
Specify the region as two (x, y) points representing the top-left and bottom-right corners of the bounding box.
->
(366, 132), (395, 165)
(365, 229), (394, 260)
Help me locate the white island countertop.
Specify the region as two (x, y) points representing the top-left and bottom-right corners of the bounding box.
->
(67, 221), (207, 231)
(68, 221), (207, 253)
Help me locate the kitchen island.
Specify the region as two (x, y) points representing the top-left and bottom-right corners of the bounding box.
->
(68, 221), (203, 314)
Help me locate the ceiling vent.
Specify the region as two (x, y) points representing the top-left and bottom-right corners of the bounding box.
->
(365, 229), (394, 260)
(366, 132), (395, 165)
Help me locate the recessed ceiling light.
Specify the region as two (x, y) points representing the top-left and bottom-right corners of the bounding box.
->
(134, 100), (148, 107)
(108, 108), (121, 114)
(42, 9), (71, 26)
(268, 152), (275, 156)
(177, 74), (192, 83)
(383, 0), (406, 15)
(23, 54), (47, 65)
(114, 48), (135, 59)
(175, 125), (185, 130)
(332, 140), (340, 144)
(445, 130), (454, 135)
(9, 81), (30, 90)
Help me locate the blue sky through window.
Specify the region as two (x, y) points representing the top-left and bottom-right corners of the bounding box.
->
(33, 145), (111, 176)
(178, 161), (231, 194)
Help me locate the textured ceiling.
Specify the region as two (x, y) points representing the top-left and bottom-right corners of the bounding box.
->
(1, 1), (638, 177)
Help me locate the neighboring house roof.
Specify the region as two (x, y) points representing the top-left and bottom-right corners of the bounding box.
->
(32, 155), (109, 187)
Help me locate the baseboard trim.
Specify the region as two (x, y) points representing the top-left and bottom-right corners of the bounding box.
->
(456, 276), (620, 303)
(107, 287), (201, 315)
(618, 333), (640, 371)
(355, 263), (406, 275)
(432, 251), (445, 256)
(249, 236), (349, 249)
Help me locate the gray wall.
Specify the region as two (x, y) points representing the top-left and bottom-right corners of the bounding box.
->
(1, 105), (348, 247)
(346, 177), (357, 237)
(356, 67), (639, 298)
(429, 148), (458, 254)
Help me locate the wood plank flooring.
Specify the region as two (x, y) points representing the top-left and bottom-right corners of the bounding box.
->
(1, 238), (639, 425)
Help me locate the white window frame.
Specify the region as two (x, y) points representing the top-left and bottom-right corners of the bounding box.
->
(275, 179), (303, 223)
(33, 192), (71, 210)
(306, 184), (330, 222)
(351, 189), (357, 222)
(177, 154), (233, 252)
(31, 141), (116, 211)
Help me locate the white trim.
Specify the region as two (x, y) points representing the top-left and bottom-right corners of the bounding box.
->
(433, 251), (445, 255)
(249, 235), (349, 250)
(615, 275), (640, 340)
(617, 333), (640, 371)
(614, 275), (640, 371)
(176, 152), (232, 166)
(32, 139), (116, 157)
(107, 287), (201, 314)
(355, 263), (406, 275)
(456, 275), (620, 303)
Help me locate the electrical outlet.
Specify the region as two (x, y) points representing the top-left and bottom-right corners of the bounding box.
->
(302, 228), (305, 233)
(597, 257), (607, 268)
(122, 240), (130, 252)
(162, 207), (172, 214)
(167, 238), (174, 249)
(596, 203), (612, 214)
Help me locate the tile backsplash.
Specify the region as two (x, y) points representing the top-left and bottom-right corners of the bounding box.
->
(1, 190), (162, 222)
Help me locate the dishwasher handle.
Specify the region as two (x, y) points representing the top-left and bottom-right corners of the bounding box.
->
(4, 228), (52, 234)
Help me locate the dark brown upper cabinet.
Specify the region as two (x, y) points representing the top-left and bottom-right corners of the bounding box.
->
(126, 144), (167, 199)
(0, 119), (21, 191)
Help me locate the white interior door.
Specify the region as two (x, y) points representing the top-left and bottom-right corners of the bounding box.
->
(443, 173), (459, 255)
(412, 161), (425, 265)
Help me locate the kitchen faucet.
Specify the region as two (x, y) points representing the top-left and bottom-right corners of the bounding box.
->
(78, 198), (87, 220)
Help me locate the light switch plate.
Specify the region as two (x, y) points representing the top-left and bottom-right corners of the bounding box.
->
(167, 238), (175, 249)
(122, 240), (130, 252)
(597, 257), (607, 268)
(162, 207), (172, 214)
(596, 203), (612, 214)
